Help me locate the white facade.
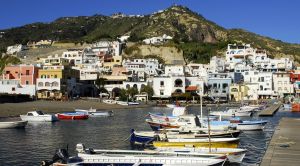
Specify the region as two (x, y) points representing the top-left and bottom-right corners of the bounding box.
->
(143, 34), (173, 44)
(243, 70), (273, 98)
(6, 44), (26, 54)
(185, 76), (205, 95)
(92, 41), (122, 56)
(152, 76), (185, 97)
(273, 73), (294, 97)
(244, 83), (259, 101)
(123, 82), (147, 92)
(36, 78), (61, 91)
(123, 58), (160, 76)
(186, 64), (209, 83)
(164, 65), (185, 76)
(209, 56), (226, 73)
(62, 50), (83, 65)
(0, 80), (36, 96)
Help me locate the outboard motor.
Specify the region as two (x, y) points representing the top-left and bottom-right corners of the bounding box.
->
(41, 149), (69, 166)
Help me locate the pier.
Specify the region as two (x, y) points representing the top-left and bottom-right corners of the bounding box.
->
(260, 118), (300, 166)
(258, 103), (282, 116)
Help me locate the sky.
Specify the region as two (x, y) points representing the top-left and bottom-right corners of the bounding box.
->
(1, 0), (300, 43)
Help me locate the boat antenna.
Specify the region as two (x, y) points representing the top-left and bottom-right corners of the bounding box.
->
(207, 107), (211, 153)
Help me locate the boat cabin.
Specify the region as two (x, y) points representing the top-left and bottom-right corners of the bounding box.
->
(27, 111), (45, 116)
(175, 115), (201, 127)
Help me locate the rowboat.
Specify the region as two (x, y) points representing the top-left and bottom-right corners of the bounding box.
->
(0, 121), (28, 129)
(74, 107), (97, 113)
(153, 137), (239, 148)
(130, 129), (241, 145)
(41, 143), (227, 166)
(75, 108), (113, 117)
(56, 113), (89, 120)
(20, 111), (58, 122)
(155, 147), (247, 164)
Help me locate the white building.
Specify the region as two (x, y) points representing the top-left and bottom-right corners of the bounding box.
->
(92, 41), (122, 56)
(123, 58), (161, 76)
(273, 72), (294, 97)
(243, 70), (273, 99)
(209, 56), (227, 73)
(186, 63), (209, 83)
(152, 76), (185, 98)
(6, 44), (26, 54)
(143, 34), (173, 44)
(164, 65), (185, 76)
(0, 80), (36, 96)
(61, 49), (83, 65)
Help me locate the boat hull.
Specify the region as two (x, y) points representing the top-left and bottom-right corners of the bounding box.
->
(292, 103), (300, 112)
(153, 140), (239, 148)
(57, 114), (89, 120)
(20, 115), (57, 122)
(235, 121), (267, 131)
(0, 121), (28, 129)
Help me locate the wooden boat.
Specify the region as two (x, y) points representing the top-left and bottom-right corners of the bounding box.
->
(0, 121), (28, 129)
(56, 113), (89, 120)
(20, 111), (58, 122)
(130, 129), (241, 145)
(156, 147), (247, 164)
(153, 137), (239, 148)
(41, 143), (227, 166)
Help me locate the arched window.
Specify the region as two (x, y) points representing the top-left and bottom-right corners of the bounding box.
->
(174, 79), (183, 87)
(175, 89), (183, 93)
(126, 84), (130, 89)
(38, 82), (43, 87)
(52, 81), (59, 87)
(45, 82), (50, 87)
(133, 84), (138, 89)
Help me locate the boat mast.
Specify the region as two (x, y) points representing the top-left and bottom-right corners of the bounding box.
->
(207, 107), (212, 153)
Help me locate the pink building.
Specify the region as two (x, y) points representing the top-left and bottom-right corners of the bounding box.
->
(2, 65), (39, 85)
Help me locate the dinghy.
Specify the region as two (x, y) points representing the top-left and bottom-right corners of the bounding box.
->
(0, 121), (28, 129)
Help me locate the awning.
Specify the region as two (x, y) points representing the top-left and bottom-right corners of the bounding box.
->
(186, 86), (197, 91)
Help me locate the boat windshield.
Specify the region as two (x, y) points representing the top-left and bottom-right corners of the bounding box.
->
(36, 111), (44, 115)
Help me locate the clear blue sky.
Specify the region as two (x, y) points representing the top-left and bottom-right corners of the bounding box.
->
(1, 0), (300, 43)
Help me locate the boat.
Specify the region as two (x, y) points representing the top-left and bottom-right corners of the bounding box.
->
(0, 121), (28, 129)
(230, 118), (268, 130)
(292, 99), (300, 112)
(153, 137), (239, 148)
(130, 129), (241, 145)
(210, 108), (252, 117)
(166, 104), (176, 108)
(20, 111), (58, 122)
(155, 147), (247, 164)
(56, 112), (89, 120)
(41, 143), (227, 166)
(89, 111), (114, 117)
(103, 99), (116, 104)
(283, 103), (291, 109)
(116, 101), (129, 106)
(128, 102), (140, 105)
(74, 107), (97, 113)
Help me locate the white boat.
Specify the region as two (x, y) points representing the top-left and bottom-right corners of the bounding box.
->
(20, 111), (58, 122)
(103, 99), (116, 104)
(166, 104), (176, 108)
(210, 108), (252, 117)
(89, 111), (114, 117)
(234, 120), (268, 131)
(155, 147), (247, 164)
(43, 143), (226, 166)
(0, 121), (28, 129)
(283, 104), (291, 109)
(128, 102), (140, 105)
(116, 101), (129, 106)
(75, 107), (97, 113)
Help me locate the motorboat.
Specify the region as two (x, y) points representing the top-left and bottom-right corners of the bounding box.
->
(166, 104), (176, 108)
(56, 112), (89, 120)
(41, 143), (227, 166)
(230, 118), (268, 130)
(156, 147), (247, 164)
(148, 107), (187, 123)
(75, 108), (113, 117)
(0, 121), (28, 129)
(116, 101), (128, 106)
(210, 108), (252, 117)
(20, 111), (58, 122)
(75, 107), (97, 113)
(103, 99), (116, 104)
(130, 129), (240, 145)
(128, 102), (140, 105)
(153, 137), (239, 148)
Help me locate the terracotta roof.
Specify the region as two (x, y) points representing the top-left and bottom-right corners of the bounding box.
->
(186, 86), (197, 91)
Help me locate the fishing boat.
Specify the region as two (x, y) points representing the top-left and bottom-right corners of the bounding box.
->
(75, 108), (113, 117)
(153, 137), (239, 148)
(210, 108), (252, 117)
(56, 112), (89, 120)
(230, 118), (268, 130)
(155, 147), (247, 164)
(130, 129), (241, 145)
(20, 111), (58, 122)
(41, 143), (227, 166)
(0, 121), (28, 129)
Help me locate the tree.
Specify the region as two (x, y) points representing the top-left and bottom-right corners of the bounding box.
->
(95, 77), (108, 93)
(127, 87), (138, 100)
(140, 85), (154, 99)
(119, 89), (128, 101)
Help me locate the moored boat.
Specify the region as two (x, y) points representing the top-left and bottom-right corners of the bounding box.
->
(155, 147), (247, 164)
(89, 111), (114, 117)
(103, 99), (116, 104)
(153, 137), (239, 148)
(292, 102), (300, 112)
(0, 121), (28, 129)
(20, 111), (58, 122)
(41, 143), (227, 166)
(56, 113), (89, 120)
(210, 108), (252, 117)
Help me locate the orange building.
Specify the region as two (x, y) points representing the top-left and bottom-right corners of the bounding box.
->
(2, 65), (39, 85)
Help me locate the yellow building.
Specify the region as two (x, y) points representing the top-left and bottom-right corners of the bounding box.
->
(103, 55), (122, 70)
(230, 84), (249, 101)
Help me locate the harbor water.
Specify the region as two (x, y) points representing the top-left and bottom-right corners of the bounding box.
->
(0, 106), (300, 165)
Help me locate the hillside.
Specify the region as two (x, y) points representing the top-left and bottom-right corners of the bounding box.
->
(1, 5), (300, 63)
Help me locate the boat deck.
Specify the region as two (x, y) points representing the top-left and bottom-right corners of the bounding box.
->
(258, 103), (282, 116)
(260, 118), (300, 166)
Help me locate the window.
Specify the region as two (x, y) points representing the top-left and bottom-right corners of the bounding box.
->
(38, 82), (43, 87)
(278, 81), (282, 85)
(54, 75), (57, 78)
(26, 70), (30, 75)
(222, 83), (228, 89)
(45, 82), (50, 87)
(25, 81), (29, 85)
(160, 90), (164, 95)
(213, 83), (217, 88)
(160, 81), (164, 87)
(12, 87), (15, 91)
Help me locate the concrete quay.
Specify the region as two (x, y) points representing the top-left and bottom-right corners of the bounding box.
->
(259, 103), (282, 116)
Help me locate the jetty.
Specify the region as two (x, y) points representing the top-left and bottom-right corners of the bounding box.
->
(258, 103), (282, 116)
(260, 118), (300, 166)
